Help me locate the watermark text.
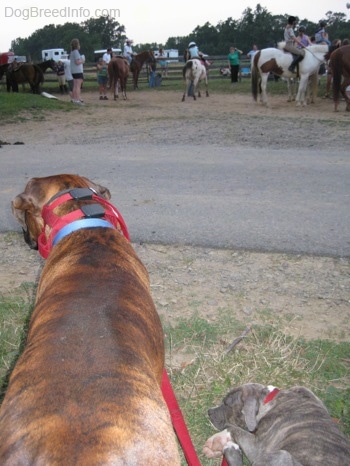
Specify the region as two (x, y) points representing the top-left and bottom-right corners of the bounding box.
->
(4, 7), (120, 20)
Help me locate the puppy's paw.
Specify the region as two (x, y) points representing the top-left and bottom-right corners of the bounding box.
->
(203, 429), (235, 458)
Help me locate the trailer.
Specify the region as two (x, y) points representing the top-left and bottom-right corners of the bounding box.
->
(42, 49), (69, 62)
(0, 52), (14, 65)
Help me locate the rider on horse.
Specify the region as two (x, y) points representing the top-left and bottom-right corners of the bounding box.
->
(124, 39), (134, 64)
(284, 16), (306, 73)
(186, 42), (210, 69)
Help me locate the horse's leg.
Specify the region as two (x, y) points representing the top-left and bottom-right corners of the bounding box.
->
(182, 78), (188, 101)
(260, 74), (268, 105)
(205, 75), (209, 97)
(286, 78), (295, 102)
(296, 74), (309, 106)
(308, 73), (318, 104)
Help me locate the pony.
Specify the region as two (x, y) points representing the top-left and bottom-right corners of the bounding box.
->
(182, 59), (209, 102)
(130, 50), (156, 89)
(6, 64), (44, 94)
(330, 45), (350, 112)
(108, 57), (129, 100)
(251, 43), (329, 106)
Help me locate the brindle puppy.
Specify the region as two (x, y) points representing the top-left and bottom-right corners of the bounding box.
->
(204, 383), (350, 466)
(0, 174), (180, 465)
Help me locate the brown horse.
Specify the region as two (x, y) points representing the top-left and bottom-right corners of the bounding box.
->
(108, 57), (129, 100)
(36, 59), (57, 74)
(330, 45), (350, 111)
(6, 64), (44, 93)
(130, 50), (156, 89)
(0, 63), (9, 80)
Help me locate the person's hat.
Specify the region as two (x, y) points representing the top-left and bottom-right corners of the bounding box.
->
(288, 16), (297, 24)
(298, 25), (306, 32)
(126, 38), (133, 44)
(188, 41), (196, 47)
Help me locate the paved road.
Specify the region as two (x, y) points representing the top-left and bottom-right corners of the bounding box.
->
(1, 143), (349, 257)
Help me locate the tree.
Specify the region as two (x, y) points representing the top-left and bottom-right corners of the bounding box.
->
(81, 16), (125, 49)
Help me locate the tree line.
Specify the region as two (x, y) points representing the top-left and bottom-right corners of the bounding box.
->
(10, 4), (350, 62)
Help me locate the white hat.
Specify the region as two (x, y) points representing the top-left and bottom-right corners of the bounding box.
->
(126, 38), (133, 44)
(188, 41), (196, 47)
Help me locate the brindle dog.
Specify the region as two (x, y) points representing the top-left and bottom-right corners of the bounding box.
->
(204, 383), (350, 466)
(0, 174), (180, 465)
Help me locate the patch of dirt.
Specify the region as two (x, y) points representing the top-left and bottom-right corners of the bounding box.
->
(1, 90), (349, 343)
(1, 234), (349, 342)
(1, 90), (349, 150)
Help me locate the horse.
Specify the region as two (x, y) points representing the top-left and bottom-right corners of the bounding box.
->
(36, 59), (57, 74)
(130, 50), (156, 89)
(108, 57), (129, 100)
(251, 43), (329, 106)
(0, 63), (9, 80)
(6, 64), (44, 94)
(182, 58), (209, 102)
(329, 45), (350, 112)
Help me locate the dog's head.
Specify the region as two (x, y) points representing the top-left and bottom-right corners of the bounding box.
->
(12, 174), (111, 249)
(208, 383), (277, 432)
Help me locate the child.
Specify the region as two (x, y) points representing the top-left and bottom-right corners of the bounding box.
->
(96, 58), (108, 100)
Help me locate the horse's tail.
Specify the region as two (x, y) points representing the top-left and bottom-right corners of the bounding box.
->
(109, 60), (119, 92)
(331, 49), (344, 104)
(251, 51), (260, 102)
(183, 60), (192, 78)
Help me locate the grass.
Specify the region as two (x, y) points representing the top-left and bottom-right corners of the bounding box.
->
(0, 92), (76, 124)
(0, 285), (349, 465)
(164, 315), (350, 465)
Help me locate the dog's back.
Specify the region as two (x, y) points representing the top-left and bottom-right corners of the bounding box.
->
(0, 175), (181, 465)
(257, 387), (350, 466)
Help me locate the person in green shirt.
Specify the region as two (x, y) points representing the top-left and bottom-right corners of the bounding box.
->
(227, 46), (243, 83)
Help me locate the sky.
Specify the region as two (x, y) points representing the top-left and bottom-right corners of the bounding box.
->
(1, 1), (349, 52)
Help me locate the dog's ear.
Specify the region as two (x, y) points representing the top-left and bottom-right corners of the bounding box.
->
(12, 191), (46, 249)
(83, 178), (111, 200)
(12, 194), (32, 229)
(240, 384), (270, 432)
(242, 395), (259, 432)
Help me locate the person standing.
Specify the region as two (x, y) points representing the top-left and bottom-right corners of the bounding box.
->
(56, 60), (67, 94)
(247, 44), (258, 60)
(70, 38), (85, 104)
(96, 58), (108, 100)
(103, 48), (112, 64)
(284, 16), (305, 73)
(227, 46), (243, 84)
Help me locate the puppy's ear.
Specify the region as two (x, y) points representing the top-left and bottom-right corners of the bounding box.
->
(241, 384), (270, 432)
(242, 396), (259, 432)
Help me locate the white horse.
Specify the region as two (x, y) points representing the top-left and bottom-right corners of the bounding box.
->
(251, 43), (329, 106)
(182, 59), (209, 102)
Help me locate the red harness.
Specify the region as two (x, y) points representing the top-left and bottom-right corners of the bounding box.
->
(38, 188), (130, 259)
(38, 188), (203, 464)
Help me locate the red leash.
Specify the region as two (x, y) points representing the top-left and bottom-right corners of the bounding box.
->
(162, 370), (228, 466)
(161, 370), (201, 466)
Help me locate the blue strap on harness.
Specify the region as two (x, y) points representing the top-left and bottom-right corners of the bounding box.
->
(52, 218), (115, 247)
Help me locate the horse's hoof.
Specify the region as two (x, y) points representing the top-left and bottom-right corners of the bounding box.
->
(206, 92), (209, 97)
(182, 96), (185, 102)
